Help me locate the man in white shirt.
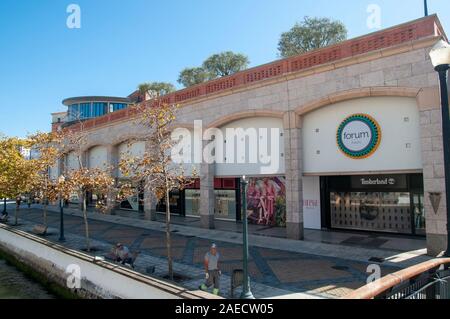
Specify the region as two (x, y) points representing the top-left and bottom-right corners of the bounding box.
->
(200, 243), (221, 296)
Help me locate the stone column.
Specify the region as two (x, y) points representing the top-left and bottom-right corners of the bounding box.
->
(284, 111), (304, 240)
(144, 179), (158, 221)
(143, 141), (158, 220)
(418, 87), (448, 256)
(200, 157), (215, 229)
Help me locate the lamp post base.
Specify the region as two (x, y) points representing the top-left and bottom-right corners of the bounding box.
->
(240, 291), (255, 300)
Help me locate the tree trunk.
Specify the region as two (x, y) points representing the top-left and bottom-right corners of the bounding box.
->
(43, 199), (48, 228)
(83, 191), (90, 252)
(165, 189), (173, 281)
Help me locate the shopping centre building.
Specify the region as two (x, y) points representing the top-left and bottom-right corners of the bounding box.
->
(51, 15), (449, 255)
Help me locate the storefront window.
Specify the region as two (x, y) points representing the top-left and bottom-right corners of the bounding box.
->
(330, 192), (412, 234)
(156, 190), (182, 215)
(413, 193), (425, 235)
(185, 189), (200, 216)
(120, 189), (140, 211)
(214, 190), (237, 220)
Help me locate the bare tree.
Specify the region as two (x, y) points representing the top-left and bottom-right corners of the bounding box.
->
(120, 96), (195, 280)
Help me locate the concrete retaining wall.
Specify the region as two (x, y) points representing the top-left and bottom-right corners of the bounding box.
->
(0, 224), (211, 299)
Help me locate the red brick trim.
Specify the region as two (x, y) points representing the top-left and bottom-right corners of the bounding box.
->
(67, 15), (443, 133)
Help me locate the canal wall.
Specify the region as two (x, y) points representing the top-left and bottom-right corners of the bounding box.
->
(0, 224), (213, 299)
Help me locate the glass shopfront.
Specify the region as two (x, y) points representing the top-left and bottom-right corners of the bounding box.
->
(185, 189), (200, 216)
(156, 189), (183, 215)
(183, 178), (240, 220)
(321, 174), (424, 235)
(214, 189), (237, 221)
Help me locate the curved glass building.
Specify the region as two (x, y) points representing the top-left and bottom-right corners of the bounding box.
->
(63, 96), (132, 123)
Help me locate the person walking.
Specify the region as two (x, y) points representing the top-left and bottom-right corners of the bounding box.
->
(200, 243), (221, 296)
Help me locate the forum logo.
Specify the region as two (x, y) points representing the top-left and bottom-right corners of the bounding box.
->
(337, 114), (381, 159)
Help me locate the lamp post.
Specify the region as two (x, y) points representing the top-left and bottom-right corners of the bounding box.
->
(240, 176), (254, 299)
(58, 175), (66, 242)
(2, 198), (6, 214)
(424, 0), (429, 17)
(429, 40), (450, 257)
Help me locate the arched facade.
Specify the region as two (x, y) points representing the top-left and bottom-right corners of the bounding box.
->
(54, 16), (448, 255)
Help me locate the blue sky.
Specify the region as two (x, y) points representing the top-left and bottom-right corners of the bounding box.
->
(0, 0), (449, 137)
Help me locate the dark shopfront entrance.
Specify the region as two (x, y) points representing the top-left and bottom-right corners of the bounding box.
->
(320, 174), (425, 236)
(156, 178), (242, 220)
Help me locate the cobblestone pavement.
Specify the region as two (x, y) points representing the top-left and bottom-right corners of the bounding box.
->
(10, 207), (405, 299)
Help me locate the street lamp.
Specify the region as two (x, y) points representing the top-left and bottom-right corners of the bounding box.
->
(2, 198), (6, 215)
(240, 176), (254, 299)
(58, 175), (66, 242)
(429, 39), (450, 257)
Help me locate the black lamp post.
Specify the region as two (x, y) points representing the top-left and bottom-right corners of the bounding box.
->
(2, 198), (6, 214)
(430, 40), (450, 257)
(240, 176), (254, 299)
(424, 0), (429, 16)
(58, 175), (66, 242)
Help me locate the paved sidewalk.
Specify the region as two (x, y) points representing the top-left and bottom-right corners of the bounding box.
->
(52, 205), (429, 268)
(4, 205), (431, 299)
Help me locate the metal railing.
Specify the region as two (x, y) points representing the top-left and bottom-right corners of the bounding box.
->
(382, 268), (450, 299)
(345, 258), (450, 299)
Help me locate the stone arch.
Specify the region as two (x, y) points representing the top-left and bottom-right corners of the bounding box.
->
(295, 87), (422, 115)
(206, 110), (284, 129)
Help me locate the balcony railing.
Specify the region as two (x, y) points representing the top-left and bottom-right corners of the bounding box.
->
(345, 258), (450, 299)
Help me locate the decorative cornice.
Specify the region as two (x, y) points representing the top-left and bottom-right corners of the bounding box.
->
(66, 15), (444, 133)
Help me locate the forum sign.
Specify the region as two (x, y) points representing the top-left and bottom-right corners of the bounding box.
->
(337, 114), (381, 159)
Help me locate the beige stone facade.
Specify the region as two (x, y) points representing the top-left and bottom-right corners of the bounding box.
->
(55, 16), (449, 256)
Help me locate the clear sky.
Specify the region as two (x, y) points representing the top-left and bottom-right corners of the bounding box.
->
(0, 0), (449, 137)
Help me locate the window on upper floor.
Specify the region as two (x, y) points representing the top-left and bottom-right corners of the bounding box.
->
(111, 103), (128, 112)
(92, 102), (108, 117)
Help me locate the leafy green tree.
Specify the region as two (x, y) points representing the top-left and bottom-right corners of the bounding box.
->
(177, 67), (213, 88)
(278, 17), (348, 58)
(138, 82), (176, 97)
(203, 51), (249, 77)
(177, 52), (250, 88)
(0, 136), (38, 225)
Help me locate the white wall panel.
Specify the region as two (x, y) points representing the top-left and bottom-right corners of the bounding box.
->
(302, 97), (422, 175)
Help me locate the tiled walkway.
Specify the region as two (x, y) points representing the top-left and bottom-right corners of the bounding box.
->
(4, 205), (430, 299)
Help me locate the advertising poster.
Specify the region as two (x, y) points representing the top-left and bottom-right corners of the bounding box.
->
(246, 177), (286, 227)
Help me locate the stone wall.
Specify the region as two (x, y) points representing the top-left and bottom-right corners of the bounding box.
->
(58, 36), (447, 255)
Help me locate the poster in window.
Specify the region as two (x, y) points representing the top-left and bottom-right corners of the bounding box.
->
(246, 177), (286, 227)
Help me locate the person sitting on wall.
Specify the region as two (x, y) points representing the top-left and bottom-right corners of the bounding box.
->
(111, 243), (138, 269)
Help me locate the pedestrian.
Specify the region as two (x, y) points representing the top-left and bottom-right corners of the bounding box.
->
(200, 243), (221, 296)
(15, 196), (21, 208)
